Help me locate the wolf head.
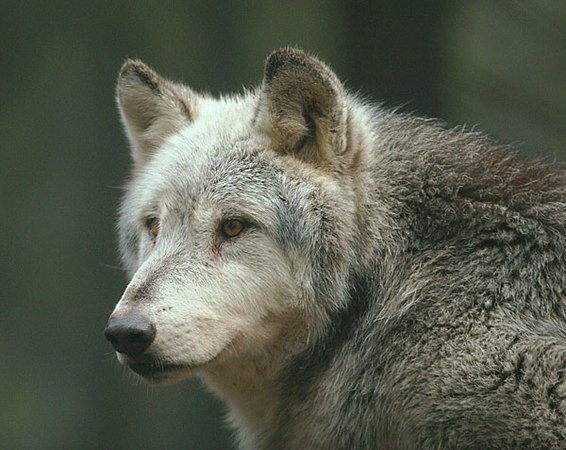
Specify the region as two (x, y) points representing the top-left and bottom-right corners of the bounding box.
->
(105, 48), (359, 385)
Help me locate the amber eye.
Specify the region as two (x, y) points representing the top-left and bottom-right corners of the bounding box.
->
(221, 219), (244, 238)
(147, 217), (160, 238)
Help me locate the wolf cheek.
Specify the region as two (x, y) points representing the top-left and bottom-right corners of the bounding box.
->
(106, 211), (302, 387)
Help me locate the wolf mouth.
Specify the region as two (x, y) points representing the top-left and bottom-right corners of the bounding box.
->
(128, 361), (191, 379)
(126, 338), (233, 382)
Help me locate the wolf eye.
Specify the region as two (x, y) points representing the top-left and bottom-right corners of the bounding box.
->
(221, 219), (244, 238)
(146, 217), (160, 239)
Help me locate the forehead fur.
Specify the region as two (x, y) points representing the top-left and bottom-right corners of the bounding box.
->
(122, 87), (338, 218)
(125, 93), (279, 210)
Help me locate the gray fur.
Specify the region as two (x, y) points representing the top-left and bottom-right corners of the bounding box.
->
(106, 48), (566, 448)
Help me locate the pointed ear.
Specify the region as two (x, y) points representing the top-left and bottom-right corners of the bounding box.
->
(116, 60), (195, 166)
(255, 48), (348, 170)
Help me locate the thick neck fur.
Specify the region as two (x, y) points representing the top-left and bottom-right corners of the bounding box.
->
(200, 266), (387, 449)
(203, 357), (280, 447)
(201, 310), (321, 448)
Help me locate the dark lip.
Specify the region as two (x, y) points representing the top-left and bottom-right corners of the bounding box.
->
(128, 361), (189, 377)
(125, 344), (229, 380)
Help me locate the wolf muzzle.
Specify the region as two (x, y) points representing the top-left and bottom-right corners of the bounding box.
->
(104, 314), (156, 357)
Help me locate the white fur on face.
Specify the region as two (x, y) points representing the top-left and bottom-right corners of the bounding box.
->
(114, 95), (301, 384)
(114, 61), (358, 389)
(116, 235), (296, 385)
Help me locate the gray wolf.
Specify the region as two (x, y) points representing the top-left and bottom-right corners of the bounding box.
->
(104, 48), (566, 448)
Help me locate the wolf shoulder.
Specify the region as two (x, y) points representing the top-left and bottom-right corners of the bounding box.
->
(308, 100), (566, 447)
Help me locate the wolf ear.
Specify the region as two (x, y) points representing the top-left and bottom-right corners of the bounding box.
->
(256, 48), (348, 171)
(116, 60), (194, 166)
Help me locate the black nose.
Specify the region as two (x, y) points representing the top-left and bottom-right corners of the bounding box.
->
(104, 315), (156, 357)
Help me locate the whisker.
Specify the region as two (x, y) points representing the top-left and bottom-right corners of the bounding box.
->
(100, 262), (125, 271)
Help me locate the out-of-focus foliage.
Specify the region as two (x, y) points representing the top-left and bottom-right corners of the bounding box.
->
(1, 1), (564, 448)
(442, 2), (565, 158)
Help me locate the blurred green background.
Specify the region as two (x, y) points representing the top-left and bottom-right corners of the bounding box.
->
(1, 1), (564, 448)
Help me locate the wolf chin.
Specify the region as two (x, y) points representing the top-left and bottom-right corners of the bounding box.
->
(104, 48), (566, 448)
